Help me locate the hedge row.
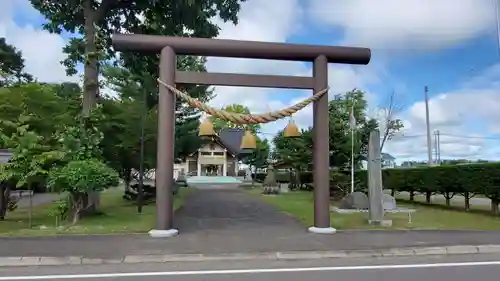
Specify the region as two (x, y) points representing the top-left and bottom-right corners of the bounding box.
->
(253, 163), (500, 212)
(252, 171), (313, 184)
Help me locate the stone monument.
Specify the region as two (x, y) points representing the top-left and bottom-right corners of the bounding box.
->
(244, 168), (253, 182)
(382, 194), (397, 210)
(367, 130), (392, 227)
(176, 169), (187, 187)
(279, 183), (290, 193)
(339, 191), (369, 209)
(262, 165), (279, 194)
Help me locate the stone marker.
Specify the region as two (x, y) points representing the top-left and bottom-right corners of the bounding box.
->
(280, 183), (290, 193)
(339, 191), (369, 209)
(244, 168), (253, 182)
(367, 130), (388, 226)
(382, 194), (397, 210)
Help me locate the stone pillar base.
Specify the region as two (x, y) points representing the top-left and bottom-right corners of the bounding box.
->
(308, 226), (337, 234)
(148, 229), (179, 238)
(368, 219), (393, 227)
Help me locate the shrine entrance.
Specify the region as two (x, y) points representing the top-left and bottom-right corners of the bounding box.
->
(111, 34), (371, 238)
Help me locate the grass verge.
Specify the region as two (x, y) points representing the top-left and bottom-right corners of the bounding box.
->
(0, 187), (194, 236)
(395, 192), (493, 212)
(246, 188), (500, 230)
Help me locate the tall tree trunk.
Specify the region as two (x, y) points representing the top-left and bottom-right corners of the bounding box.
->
(69, 193), (85, 225)
(294, 168), (301, 189)
(445, 197), (451, 206)
(83, 0), (101, 211)
(463, 192), (470, 211)
(123, 168), (132, 192)
(0, 184), (9, 220)
(425, 191), (431, 203)
(83, 0), (99, 115)
(491, 198), (500, 215)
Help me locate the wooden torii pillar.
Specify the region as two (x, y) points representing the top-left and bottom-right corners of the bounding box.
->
(112, 34), (371, 237)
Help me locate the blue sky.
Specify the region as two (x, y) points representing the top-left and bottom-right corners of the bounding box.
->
(2, 0), (500, 162)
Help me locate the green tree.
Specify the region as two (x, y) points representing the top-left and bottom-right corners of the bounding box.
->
(0, 83), (79, 147)
(379, 90), (404, 151)
(271, 89), (396, 175)
(210, 104), (261, 134)
(0, 115), (62, 220)
(47, 159), (119, 224)
(272, 128), (313, 172)
(46, 82), (82, 100)
(0, 37), (33, 87)
(48, 106), (113, 222)
(327, 89), (381, 169)
(30, 0), (246, 115)
(242, 137), (270, 175)
(101, 65), (202, 169)
(98, 97), (158, 189)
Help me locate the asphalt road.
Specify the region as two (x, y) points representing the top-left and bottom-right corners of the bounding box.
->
(1, 254), (500, 280)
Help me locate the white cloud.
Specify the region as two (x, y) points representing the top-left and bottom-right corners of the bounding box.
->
(308, 0), (496, 50)
(303, 0), (500, 160)
(0, 0), (76, 83)
(7, 0), (498, 162)
(206, 0), (378, 138)
(383, 66), (500, 161)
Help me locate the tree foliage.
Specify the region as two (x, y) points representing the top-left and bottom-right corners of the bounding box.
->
(99, 97), (157, 186)
(271, 89), (401, 172)
(328, 89), (378, 169)
(0, 115), (59, 189)
(0, 83), (80, 146)
(0, 37), (33, 87)
(242, 137), (270, 169)
(0, 82), (80, 220)
(53, 106), (105, 162)
(30, 0), (246, 114)
(210, 104), (261, 134)
(101, 65), (202, 166)
(0, 115), (63, 220)
(272, 128), (313, 171)
(47, 159), (119, 223)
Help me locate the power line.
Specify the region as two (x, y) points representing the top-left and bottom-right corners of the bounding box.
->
(439, 134), (500, 140)
(258, 131), (500, 141)
(390, 134), (426, 139)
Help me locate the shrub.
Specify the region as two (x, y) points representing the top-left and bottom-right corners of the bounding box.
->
(372, 163), (500, 213)
(253, 163), (500, 213)
(47, 159), (119, 224)
(123, 179), (181, 202)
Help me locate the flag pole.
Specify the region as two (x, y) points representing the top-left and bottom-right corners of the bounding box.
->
(351, 127), (354, 193)
(350, 101), (356, 194)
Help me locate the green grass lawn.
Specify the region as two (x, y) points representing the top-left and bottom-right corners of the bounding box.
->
(247, 189), (500, 230)
(0, 187), (193, 236)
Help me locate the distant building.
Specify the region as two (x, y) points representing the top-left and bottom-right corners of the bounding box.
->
(176, 128), (251, 178)
(360, 152), (396, 170)
(134, 128), (254, 180)
(0, 149), (12, 164)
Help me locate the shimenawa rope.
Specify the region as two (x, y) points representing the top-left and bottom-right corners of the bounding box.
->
(157, 79), (328, 125)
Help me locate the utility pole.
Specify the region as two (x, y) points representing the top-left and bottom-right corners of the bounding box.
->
(495, 0), (500, 57)
(436, 130), (441, 164)
(424, 86), (433, 166)
(433, 130), (438, 163)
(137, 86), (147, 214)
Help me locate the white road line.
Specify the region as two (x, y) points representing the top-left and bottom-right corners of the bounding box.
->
(1, 260), (500, 280)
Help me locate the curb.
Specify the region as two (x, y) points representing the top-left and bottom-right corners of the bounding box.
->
(1, 245), (500, 267)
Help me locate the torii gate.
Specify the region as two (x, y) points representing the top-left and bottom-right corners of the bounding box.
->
(111, 34), (371, 237)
